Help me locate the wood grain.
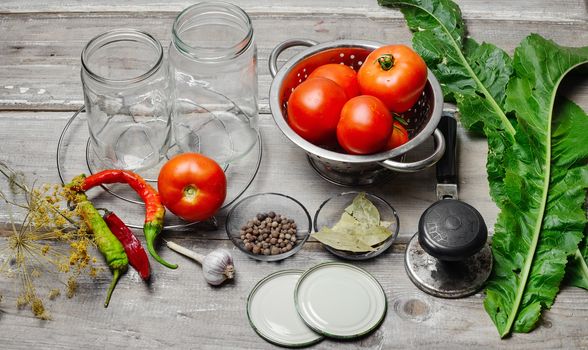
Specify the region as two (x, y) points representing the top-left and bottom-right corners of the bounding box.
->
(1, 238), (588, 349)
(1, 0), (586, 22)
(0, 111), (498, 242)
(0, 12), (586, 111)
(1, 0), (588, 348)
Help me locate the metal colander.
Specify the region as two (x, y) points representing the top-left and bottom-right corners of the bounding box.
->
(268, 39), (445, 186)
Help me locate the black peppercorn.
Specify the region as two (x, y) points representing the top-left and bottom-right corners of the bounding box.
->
(239, 211), (298, 256)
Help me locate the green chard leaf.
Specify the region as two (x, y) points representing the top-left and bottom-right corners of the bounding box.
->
(568, 239), (588, 290)
(487, 36), (588, 335)
(380, 0), (588, 337)
(378, 0), (515, 205)
(553, 99), (588, 290)
(553, 98), (588, 263)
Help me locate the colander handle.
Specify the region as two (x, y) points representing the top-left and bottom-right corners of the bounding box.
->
(379, 128), (446, 173)
(269, 39), (319, 77)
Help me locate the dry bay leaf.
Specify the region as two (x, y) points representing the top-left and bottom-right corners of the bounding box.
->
(345, 192), (380, 226)
(312, 227), (376, 253)
(313, 193), (393, 252)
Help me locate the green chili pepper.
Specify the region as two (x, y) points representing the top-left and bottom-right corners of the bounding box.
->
(75, 192), (128, 308)
(69, 171), (177, 269)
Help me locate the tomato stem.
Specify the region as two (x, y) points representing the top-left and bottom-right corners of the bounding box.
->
(183, 185), (198, 202)
(377, 54), (395, 71)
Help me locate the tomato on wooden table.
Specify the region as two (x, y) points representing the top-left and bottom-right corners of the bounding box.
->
(357, 45), (428, 113)
(287, 77), (347, 145)
(158, 153), (227, 222)
(336, 95), (393, 155)
(308, 63), (360, 99)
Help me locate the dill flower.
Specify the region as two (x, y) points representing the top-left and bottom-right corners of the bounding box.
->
(0, 162), (99, 320)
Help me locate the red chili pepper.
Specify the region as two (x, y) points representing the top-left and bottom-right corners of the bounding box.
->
(103, 210), (150, 280)
(69, 170), (177, 269)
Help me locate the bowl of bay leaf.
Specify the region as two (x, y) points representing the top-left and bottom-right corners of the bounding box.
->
(312, 191), (399, 260)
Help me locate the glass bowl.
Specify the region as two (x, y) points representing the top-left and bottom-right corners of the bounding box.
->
(313, 191), (399, 260)
(226, 193), (312, 261)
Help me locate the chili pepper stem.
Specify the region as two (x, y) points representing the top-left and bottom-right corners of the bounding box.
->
(104, 269), (122, 308)
(166, 241), (205, 265)
(74, 171), (174, 270)
(144, 222), (178, 269)
(147, 243), (179, 269)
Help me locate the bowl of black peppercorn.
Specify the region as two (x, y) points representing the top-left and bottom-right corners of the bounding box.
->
(225, 192), (312, 261)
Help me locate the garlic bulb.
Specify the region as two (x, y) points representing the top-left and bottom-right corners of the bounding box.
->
(201, 249), (235, 285)
(166, 241), (235, 286)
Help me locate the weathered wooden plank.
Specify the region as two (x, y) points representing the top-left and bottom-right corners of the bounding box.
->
(0, 111), (498, 243)
(1, 238), (588, 349)
(0, 1), (586, 348)
(0, 13), (586, 111)
(0, 0), (586, 22)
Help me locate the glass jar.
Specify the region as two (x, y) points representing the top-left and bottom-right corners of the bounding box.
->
(81, 29), (172, 171)
(169, 2), (258, 166)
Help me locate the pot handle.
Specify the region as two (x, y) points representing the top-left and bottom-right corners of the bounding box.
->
(269, 39), (319, 78)
(378, 128), (446, 173)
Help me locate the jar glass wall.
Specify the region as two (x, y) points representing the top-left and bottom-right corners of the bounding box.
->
(81, 29), (172, 171)
(169, 1), (258, 166)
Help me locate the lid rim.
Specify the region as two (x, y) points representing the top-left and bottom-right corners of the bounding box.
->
(293, 262), (388, 339)
(246, 269), (324, 347)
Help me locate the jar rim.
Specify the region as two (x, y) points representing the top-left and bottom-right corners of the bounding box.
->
(172, 1), (254, 61)
(81, 28), (164, 84)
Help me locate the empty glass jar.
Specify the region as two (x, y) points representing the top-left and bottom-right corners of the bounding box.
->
(81, 29), (172, 171)
(169, 2), (258, 166)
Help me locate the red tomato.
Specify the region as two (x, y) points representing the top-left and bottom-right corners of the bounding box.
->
(357, 45), (428, 113)
(385, 122), (409, 150)
(336, 95), (393, 155)
(287, 77), (347, 145)
(157, 153), (227, 222)
(308, 64), (360, 99)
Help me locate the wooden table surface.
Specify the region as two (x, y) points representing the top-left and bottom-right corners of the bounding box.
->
(0, 1), (587, 348)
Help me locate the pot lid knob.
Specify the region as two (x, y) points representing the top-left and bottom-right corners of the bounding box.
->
(418, 199), (487, 261)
